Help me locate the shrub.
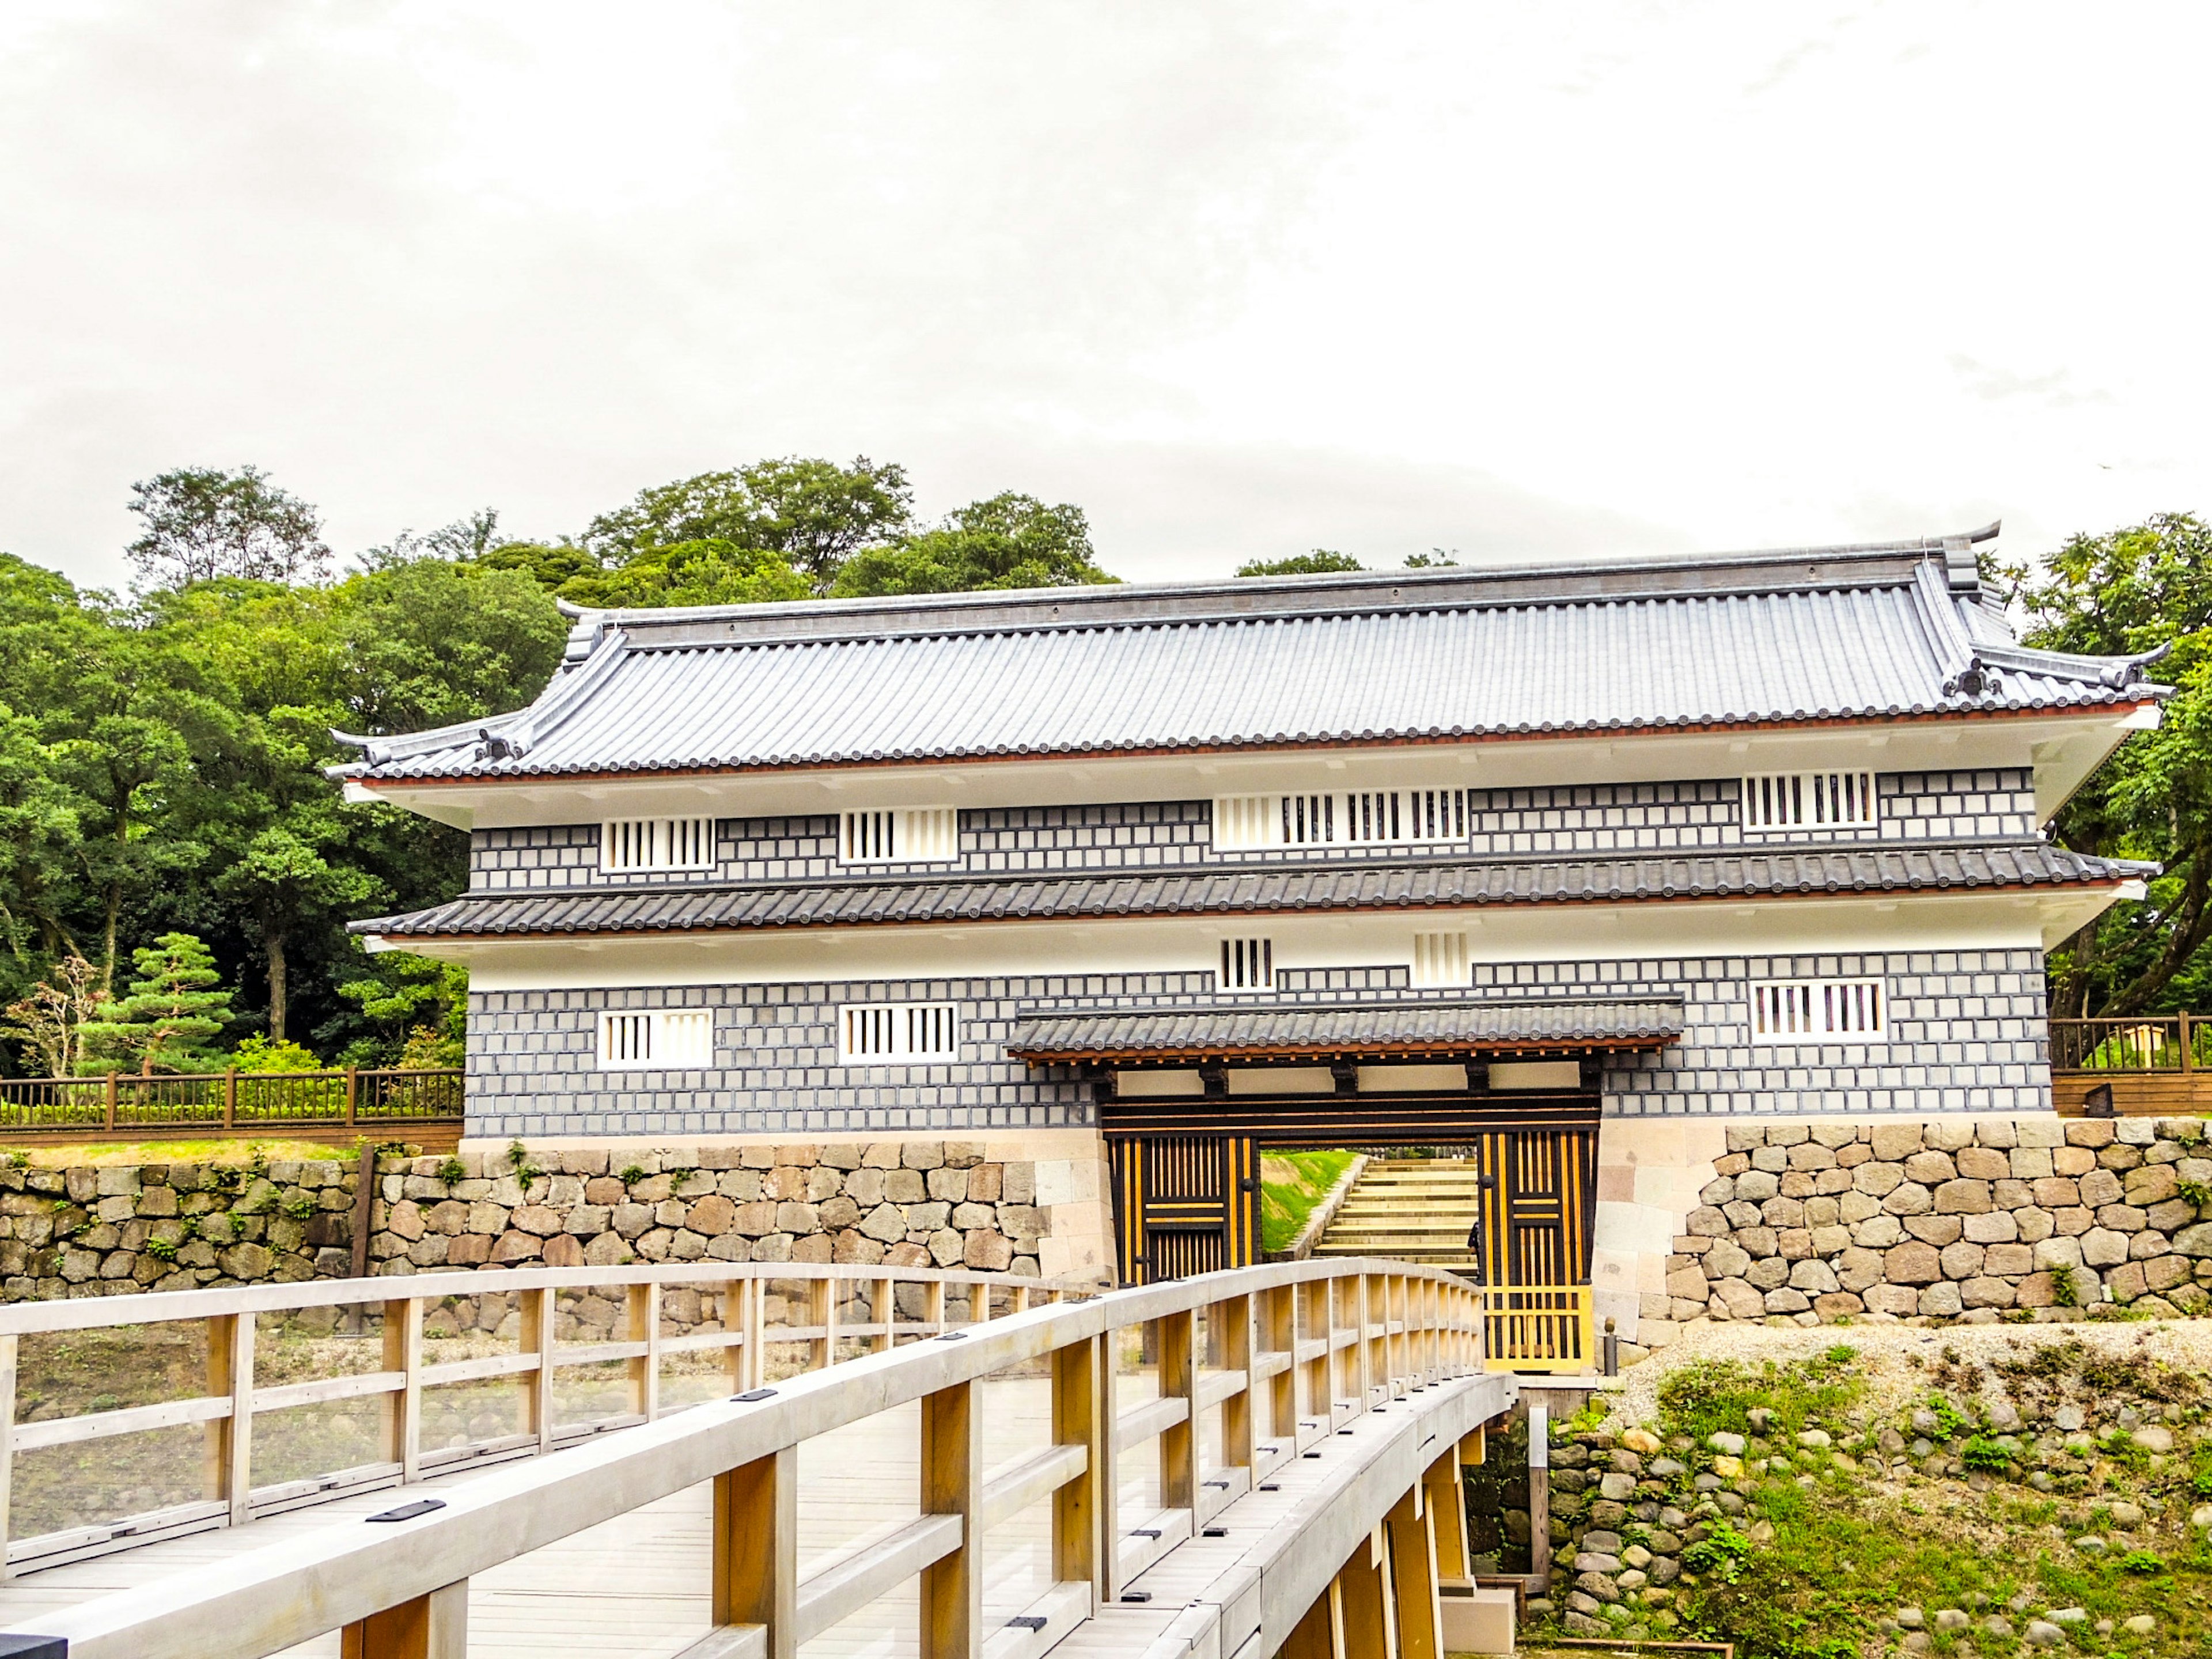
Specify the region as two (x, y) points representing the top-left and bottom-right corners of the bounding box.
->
(1683, 1523), (1753, 1581)
(283, 1195), (315, 1221)
(619, 1164), (649, 1187)
(437, 1157), (467, 1187)
(145, 1235), (178, 1262)
(2051, 1265), (2082, 1308)
(2119, 1548), (2166, 1574)
(1922, 1396), (1972, 1442)
(1959, 1437), (2011, 1473)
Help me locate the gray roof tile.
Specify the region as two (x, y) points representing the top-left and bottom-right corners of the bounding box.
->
(1005, 997), (1685, 1060)
(331, 541), (2168, 783)
(353, 841), (2146, 940)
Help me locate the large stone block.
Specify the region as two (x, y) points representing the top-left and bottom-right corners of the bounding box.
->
(1961, 1211), (2018, 1244)
(2081, 1228), (2131, 1268)
(1934, 1180), (1994, 1215)
(1939, 1241), (1986, 1280)
(1884, 1241), (1942, 1285)
(1869, 1123), (1924, 1161)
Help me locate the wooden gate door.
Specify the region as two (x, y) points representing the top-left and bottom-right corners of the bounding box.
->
(1108, 1135), (1260, 1286)
(1469, 1128), (1597, 1287)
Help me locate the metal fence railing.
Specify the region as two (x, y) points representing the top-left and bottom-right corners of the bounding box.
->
(0, 1068), (463, 1138)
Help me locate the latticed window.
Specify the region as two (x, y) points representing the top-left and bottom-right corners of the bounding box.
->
(1411, 930), (1469, 988)
(1213, 789), (1471, 851)
(597, 1009), (714, 1069)
(839, 808), (959, 864)
(601, 817), (715, 874)
(1749, 979), (1886, 1043)
(839, 1002), (960, 1063)
(1219, 937), (1275, 992)
(1740, 772), (1877, 834)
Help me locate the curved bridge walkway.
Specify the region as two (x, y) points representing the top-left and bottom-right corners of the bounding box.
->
(0, 1261), (1518, 1659)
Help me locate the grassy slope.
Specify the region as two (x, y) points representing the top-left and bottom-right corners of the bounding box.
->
(1260, 1150), (1356, 1255)
(1538, 1337), (2212, 1658)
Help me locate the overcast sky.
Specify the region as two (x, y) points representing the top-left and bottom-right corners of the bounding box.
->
(1, 2), (2205, 591)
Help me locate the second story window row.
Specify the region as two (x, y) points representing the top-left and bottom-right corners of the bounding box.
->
(601, 817), (715, 874)
(840, 1001), (960, 1062)
(1214, 788), (1472, 853)
(1741, 772), (1877, 834)
(840, 808), (959, 865)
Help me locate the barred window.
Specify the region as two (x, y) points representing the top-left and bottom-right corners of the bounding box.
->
(839, 1002), (960, 1063)
(598, 1009), (714, 1069)
(840, 808), (959, 864)
(1213, 789), (1471, 851)
(1411, 930), (1469, 988)
(1219, 937), (1275, 993)
(1749, 979), (1886, 1043)
(1740, 772), (1877, 834)
(601, 817), (715, 874)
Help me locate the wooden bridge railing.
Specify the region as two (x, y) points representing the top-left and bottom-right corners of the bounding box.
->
(8, 1258), (1487, 1659)
(0, 1067), (464, 1140)
(0, 1260), (1076, 1576)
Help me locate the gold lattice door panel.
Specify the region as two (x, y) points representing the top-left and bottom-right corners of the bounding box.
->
(1108, 1135), (1260, 1286)
(1469, 1129), (1597, 1287)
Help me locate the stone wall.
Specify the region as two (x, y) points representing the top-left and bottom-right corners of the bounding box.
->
(0, 1135), (1111, 1301)
(369, 1141), (1071, 1280)
(1668, 1116), (2212, 1324)
(0, 1156), (358, 1299)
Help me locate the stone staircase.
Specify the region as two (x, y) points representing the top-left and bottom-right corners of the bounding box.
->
(1311, 1157), (1484, 1268)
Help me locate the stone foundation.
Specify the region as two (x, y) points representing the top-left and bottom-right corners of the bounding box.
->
(0, 1131), (1115, 1301)
(1651, 1116), (2212, 1339)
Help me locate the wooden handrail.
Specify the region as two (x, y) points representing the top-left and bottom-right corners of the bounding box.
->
(7, 1259), (1491, 1659)
(0, 1067), (463, 1137)
(0, 1260), (1090, 1577)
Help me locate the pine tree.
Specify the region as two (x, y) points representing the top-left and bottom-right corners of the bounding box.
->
(79, 933), (234, 1075)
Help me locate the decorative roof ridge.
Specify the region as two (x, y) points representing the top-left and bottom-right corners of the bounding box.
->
(328, 627), (631, 774)
(546, 528), (2006, 654)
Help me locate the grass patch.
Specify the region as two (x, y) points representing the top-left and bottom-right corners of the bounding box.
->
(1259, 1150), (1356, 1253)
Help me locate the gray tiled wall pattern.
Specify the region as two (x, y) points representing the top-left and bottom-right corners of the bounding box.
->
(464, 771), (2040, 892)
(465, 947), (2050, 1138)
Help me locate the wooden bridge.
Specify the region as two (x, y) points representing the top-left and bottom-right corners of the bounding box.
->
(0, 1259), (1520, 1659)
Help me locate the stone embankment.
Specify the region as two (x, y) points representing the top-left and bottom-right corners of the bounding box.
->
(370, 1142), (1050, 1278)
(0, 1139), (1060, 1301)
(1669, 1116), (2212, 1324)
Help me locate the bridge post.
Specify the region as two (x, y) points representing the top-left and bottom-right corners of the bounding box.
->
(714, 1445), (796, 1659)
(1385, 1486), (1441, 1659)
(1052, 1334), (1104, 1607)
(1425, 1448), (1471, 1586)
(921, 1378), (982, 1659)
(1336, 1524), (1396, 1659)
(0, 1331), (16, 1578)
(1157, 1310), (1197, 1510)
(205, 1310), (255, 1524)
(872, 1277), (895, 1353)
(1213, 1293), (1255, 1475)
(740, 1277), (766, 1388)
(521, 1286), (555, 1453)
(1263, 1285), (1296, 1448)
(627, 1281), (662, 1417)
(382, 1296), (422, 1481)
(339, 1578), (468, 1659)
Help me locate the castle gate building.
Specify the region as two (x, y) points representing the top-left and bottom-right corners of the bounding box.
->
(336, 529), (2163, 1332)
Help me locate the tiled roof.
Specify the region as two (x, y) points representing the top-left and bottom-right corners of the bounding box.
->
(351, 841), (2145, 940)
(331, 537), (2167, 783)
(1003, 998), (1685, 1061)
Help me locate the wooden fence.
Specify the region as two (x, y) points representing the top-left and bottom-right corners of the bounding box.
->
(0, 1067), (463, 1143)
(2049, 1016), (2212, 1117)
(1477, 1285), (1592, 1374)
(0, 1256), (1495, 1659)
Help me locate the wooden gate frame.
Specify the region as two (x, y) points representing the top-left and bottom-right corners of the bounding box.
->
(1102, 1081), (1601, 1288)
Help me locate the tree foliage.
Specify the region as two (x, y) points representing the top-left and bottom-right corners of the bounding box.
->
(79, 932), (234, 1075)
(2011, 513), (2212, 1014)
(126, 467), (331, 587)
(0, 453), (1120, 1074)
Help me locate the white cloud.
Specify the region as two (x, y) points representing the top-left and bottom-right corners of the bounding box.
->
(0, 0), (2204, 590)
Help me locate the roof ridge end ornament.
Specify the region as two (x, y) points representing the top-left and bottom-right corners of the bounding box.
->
(1939, 521), (1998, 599)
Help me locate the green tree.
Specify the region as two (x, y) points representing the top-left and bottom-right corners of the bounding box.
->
(832, 494), (1115, 598)
(126, 467), (331, 588)
(79, 931), (233, 1074)
(338, 950), (467, 1067)
(1236, 550), (1364, 577)
(583, 457), (912, 592)
(2014, 513), (2212, 1015)
(555, 539), (810, 609)
(1, 955), (101, 1078)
